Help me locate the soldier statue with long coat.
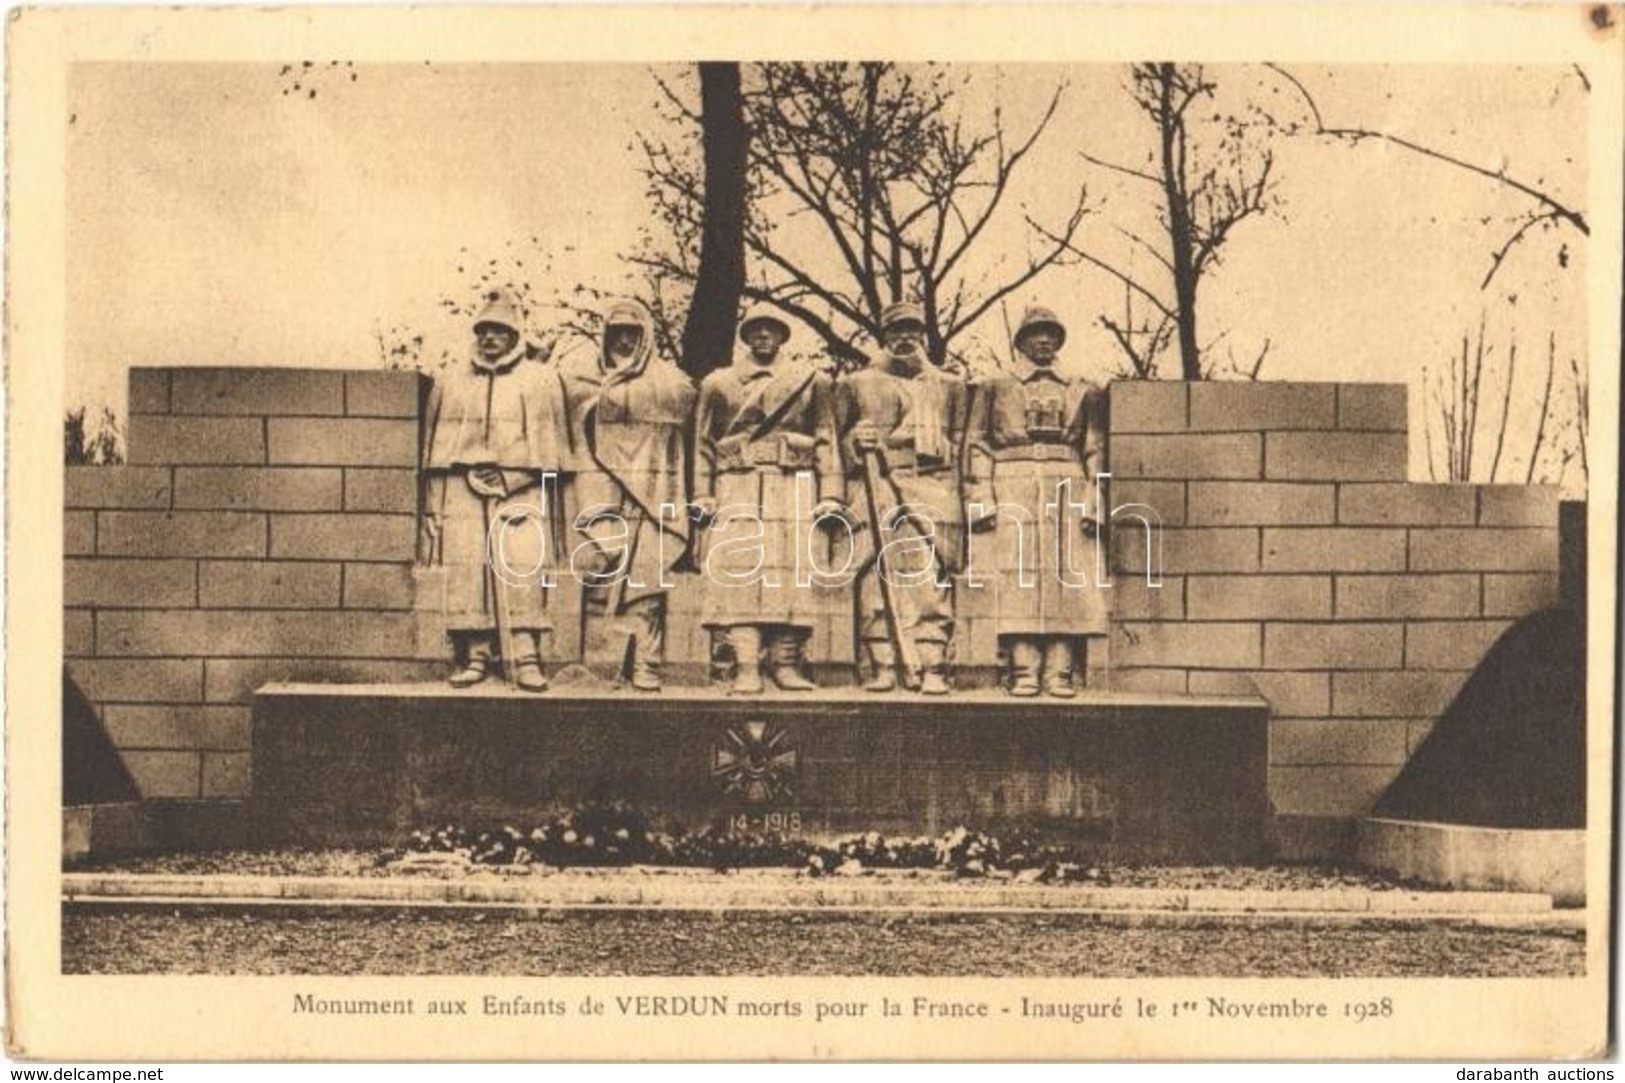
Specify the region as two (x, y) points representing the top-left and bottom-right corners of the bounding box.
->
(693, 308), (846, 694)
(561, 299), (696, 692)
(420, 290), (573, 692)
(964, 306), (1108, 697)
(835, 301), (968, 695)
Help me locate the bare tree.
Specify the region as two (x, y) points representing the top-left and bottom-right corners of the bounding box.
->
(1033, 63), (1277, 380)
(1423, 316), (1578, 485)
(1266, 63), (1589, 291)
(65, 407), (124, 466)
(637, 63), (1088, 369)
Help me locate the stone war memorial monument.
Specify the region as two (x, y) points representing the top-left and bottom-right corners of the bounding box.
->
(62, 306), (1585, 892)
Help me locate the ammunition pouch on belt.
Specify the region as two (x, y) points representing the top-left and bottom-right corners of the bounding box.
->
(715, 432), (818, 473)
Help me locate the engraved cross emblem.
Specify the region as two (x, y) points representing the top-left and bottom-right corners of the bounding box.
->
(711, 721), (799, 805)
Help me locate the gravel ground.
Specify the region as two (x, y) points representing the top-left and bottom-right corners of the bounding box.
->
(69, 849), (1440, 892)
(62, 909), (1582, 977)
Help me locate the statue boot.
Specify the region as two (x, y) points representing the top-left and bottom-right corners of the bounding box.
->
(916, 640), (951, 696)
(626, 598), (666, 693)
(448, 635), (493, 688)
(862, 639), (897, 693)
(511, 630), (549, 694)
(768, 630), (817, 692)
(1043, 637), (1077, 699)
(728, 625), (765, 695)
(1007, 637), (1042, 697)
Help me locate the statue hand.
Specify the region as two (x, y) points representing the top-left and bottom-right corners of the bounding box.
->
(691, 496), (719, 525)
(810, 498), (851, 528)
(467, 466), (507, 498)
(851, 422), (881, 451)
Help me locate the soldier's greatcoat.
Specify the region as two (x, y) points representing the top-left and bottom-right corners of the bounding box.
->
(963, 356), (1108, 638)
(420, 342), (573, 638)
(694, 358), (842, 629)
(835, 357), (968, 647)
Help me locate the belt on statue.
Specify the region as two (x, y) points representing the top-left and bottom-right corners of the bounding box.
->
(991, 443), (1078, 463)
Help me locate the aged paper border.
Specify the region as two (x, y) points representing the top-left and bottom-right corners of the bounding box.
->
(7, 3), (1621, 1061)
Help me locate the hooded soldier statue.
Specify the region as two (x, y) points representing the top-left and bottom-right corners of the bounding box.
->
(420, 289), (573, 692)
(964, 305), (1108, 697)
(561, 299), (696, 692)
(835, 301), (969, 695)
(693, 308), (846, 694)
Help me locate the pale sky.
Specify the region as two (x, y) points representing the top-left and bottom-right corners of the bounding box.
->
(66, 61), (1589, 484)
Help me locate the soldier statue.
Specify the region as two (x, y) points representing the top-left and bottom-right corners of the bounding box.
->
(836, 301), (968, 695)
(965, 306), (1108, 697)
(692, 308), (846, 694)
(420, 290), (573, 692)
(561, 299), (696, 692)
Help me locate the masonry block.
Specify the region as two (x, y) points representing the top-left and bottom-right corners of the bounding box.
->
(344, 468), (420, 513)
(65, 511), (95, 555)
(126, 416), (266, 465)
(1186, 481), (1333, 526)
(1477, 485), (1562, 527)
(345, 371), (424, 418)
(1264, 622), (1403, 670)
(102, 705), (252, 751)
(65, 467), (173, 509)
(119, 751), (201, 798)
(1110, 433), (1261, 480)
(1115, 621), (1260, 669)
(1270, 718), (1408, 766)
(343, 564), (416, 610)
(1334, 574), (1478, 619)
(202, 752), (252, 798)
(1102, 667), (1188, 694)
(203, 658), (442, 704)
(1269, 764), (1404, 817)
(173, 467), (343, 511)
(1264, 432), (1407, 482)
(65, 610), (94, 657)
(1106, 479), (1185, 526)
(199, 561), (342, 609)
(1184, 671), (1258, 697)
(269, 513), (416, 562)
(64, 659), (204, 703)
(65, 558), (196, 608)
(1111, 576), (1184, 620)
(1107, 380), (1187, 433)
(1240, 671), (1331, 717)
(1481, 573), (1559, 617)
(1115, 526), (1259, 575)
(1337, 483), (1475, 525)
(1331, 670), (1467, 718)
(97, 511), (266, 559)
(1186, 575), (1331, 620)
(97, 610), (418, 659)
(1188, 382), (1336, 432)
(1404, 620), (1513, 670)
(1336, 384), (1407, 431)
(128, 369), (171, 414)
(266, 418), (418, 467)
(1408, 528), (1559, 572)
(170, 368), (344, 416)
(1262, 527), (1406, 572)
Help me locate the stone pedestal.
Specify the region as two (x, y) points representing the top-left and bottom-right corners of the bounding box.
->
(251, 683), (1269, 861)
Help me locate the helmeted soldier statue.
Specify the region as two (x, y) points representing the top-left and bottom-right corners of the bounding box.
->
(836, 301), (968, 695)
(561, 298), (696, 692)
(693, 308), (846, 694)
(420, 290), (573, 692)
(965, 305), (1108, 697)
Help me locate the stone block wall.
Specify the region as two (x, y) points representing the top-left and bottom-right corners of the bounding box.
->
(1107, 380), (1564, 855)
(64, 368), (436, 800)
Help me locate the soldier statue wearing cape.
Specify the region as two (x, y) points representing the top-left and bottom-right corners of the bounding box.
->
(561, 299), (696, 692)
(964, 306), (1108, 697)
(420, 290), (573, 692)
(693, 308), (846, 694)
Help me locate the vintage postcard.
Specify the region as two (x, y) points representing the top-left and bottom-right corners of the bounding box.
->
(6, 3), (1620, 1063)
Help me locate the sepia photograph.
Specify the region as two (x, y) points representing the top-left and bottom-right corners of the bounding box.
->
(7, 3), (1619, 1063)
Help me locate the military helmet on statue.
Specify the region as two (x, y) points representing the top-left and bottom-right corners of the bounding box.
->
(1014, 305), (1066, 349)
(738, 307), (792, 344)
(472, 289), (524, 335)
(879, 300), (927, 332)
